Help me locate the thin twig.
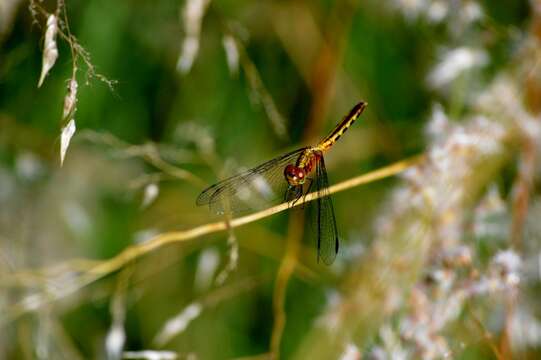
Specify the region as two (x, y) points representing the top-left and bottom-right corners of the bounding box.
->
(230, 33), (289, 140)
(509, 137), (536, 248)
(143, 149), (206, 187)
(79, 130), (206, 187)
(154, 276), (264, 346)
(270, 212), (304, 359)
(467, 305), (504, 360)
(3, 155), (422, 323)
(501, 6), (541, 355)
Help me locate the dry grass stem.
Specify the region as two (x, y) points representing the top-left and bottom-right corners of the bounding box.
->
(2, 156), (421, 323)
(270, 212), (304, 359)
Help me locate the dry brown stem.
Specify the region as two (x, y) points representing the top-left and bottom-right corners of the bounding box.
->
(2, 156), (421, 324)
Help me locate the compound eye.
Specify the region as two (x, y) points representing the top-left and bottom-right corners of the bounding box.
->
(284, 164), (296, 178)
(285, 164), (304, 184)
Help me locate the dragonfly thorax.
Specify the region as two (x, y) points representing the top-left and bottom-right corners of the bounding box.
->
(284, 148), (320, 186)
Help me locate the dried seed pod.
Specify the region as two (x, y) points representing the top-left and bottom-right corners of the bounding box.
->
(38, 15), (59, 87)
(62, 79), (78, 121)
(60, 119), (76, 166)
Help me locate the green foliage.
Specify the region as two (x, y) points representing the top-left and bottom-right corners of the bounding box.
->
(0, 1), (539, 359)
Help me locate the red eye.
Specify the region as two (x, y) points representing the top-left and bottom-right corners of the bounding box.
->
(284, 165), (306, 185)
(284, 164), (296, 177)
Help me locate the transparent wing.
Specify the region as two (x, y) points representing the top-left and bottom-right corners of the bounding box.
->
(196, 147), (308, 215)
(308, 153), (339, 265)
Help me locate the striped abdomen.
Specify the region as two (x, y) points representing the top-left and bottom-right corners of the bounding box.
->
(317, 101), (367, 151)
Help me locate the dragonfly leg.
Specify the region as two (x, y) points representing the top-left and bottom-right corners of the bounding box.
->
(284, 186), (292, 203)
(287, 185), (303, 207)
(299, 178), (313, 209)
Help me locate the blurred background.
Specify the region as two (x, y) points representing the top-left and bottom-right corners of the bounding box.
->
(1, 0), (540, 359)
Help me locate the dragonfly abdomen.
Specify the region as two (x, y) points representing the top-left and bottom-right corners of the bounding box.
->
(317, 101), (367, 151)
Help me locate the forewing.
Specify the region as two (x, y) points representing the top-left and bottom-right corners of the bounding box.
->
(311, 154), (339, 265)
(196, 147), (307, 215)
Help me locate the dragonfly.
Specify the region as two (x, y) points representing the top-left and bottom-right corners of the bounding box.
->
(197, 101), (367, 264)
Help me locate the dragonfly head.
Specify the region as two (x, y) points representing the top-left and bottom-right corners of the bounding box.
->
(284, 164), (306, 186)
